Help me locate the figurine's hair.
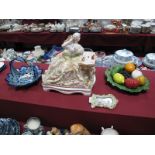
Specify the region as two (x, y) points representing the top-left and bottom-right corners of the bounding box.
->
(73, 32), (81, 38)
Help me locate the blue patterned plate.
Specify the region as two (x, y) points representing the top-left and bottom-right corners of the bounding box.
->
(6, 57), (42, 88)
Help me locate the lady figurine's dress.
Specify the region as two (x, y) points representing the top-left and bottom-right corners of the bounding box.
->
(42, 33), (96, 95)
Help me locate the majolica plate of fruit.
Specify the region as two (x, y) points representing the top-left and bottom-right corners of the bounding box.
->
(105, 63), (150, 93)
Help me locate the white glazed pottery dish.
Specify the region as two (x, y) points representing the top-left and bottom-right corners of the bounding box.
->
(89, 94), (118, 109)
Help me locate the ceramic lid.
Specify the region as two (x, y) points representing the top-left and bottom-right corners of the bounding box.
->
(115, 49), (133, 57)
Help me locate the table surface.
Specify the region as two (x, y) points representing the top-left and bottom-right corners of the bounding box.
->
(0, 62), (155, 120)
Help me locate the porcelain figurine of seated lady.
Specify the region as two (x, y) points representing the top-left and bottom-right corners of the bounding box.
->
(42, 33), (96, 95)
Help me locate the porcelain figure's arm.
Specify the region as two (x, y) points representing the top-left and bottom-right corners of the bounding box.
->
(62, 35), (73, 48)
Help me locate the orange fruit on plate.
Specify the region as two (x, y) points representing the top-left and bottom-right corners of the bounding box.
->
(124, 63), (136, 73)
(136, 76), (146, 86)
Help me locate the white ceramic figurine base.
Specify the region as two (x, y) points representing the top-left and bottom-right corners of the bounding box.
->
(42, 76), (96, 96)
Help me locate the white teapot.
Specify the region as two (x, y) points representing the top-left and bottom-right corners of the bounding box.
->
(101, 126), (119, 135)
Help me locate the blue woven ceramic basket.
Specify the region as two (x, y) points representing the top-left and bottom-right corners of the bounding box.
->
(6, 57), (42, 88)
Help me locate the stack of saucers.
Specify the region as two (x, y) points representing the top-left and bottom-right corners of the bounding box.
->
(0, 118), (20, 135)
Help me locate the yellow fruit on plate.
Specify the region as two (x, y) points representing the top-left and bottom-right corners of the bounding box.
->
(113, 73), (125, 84)
(124, 63), (136, 73)
(136, 76), (146, 86)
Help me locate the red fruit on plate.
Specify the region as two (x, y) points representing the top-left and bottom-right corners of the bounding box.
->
(125, 78), (139, 88)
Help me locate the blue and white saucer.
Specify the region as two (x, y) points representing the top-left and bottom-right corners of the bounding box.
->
(113, 56), (142, 66)
(101, 55), (142, 68)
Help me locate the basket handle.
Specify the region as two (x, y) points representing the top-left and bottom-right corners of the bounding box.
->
(9, 57), (28, 77)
